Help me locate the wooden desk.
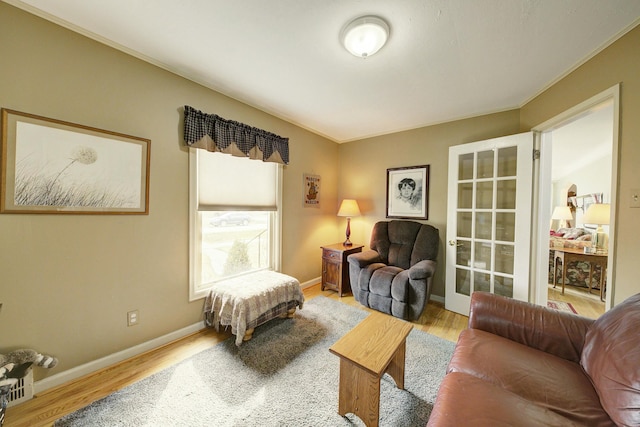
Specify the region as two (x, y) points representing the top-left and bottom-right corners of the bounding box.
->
(329, 313), (413, 427)
(552, 247), (607, 301)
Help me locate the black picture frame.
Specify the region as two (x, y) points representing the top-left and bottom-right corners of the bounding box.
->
(386, 165), (429, 220)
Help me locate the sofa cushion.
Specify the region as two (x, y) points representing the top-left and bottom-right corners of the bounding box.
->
(581, 293), (640, 426)
(427, 372), (579, 427)
(357, 263), (386, 292)
(411, 223), (439, 265)
(557, 227), (587, 239)
(389, 269), (409, 302)
(448, 329), (613, 426)
(369, 266), (403, 297)
(386, 220), (421, 269)
(369, 222), (391, 263)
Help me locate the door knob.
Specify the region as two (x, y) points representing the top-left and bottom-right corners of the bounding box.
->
(448, 240), (456, 246)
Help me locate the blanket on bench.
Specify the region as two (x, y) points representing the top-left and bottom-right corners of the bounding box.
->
(203, 270), (304, 345)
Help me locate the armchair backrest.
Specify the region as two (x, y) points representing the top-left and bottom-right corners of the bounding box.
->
(370, 220), (439, 269)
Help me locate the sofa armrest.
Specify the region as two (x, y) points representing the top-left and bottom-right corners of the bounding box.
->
(468, 292), (594, 363)
(347, 250), (382, 268)
(408, 260), (436, 280)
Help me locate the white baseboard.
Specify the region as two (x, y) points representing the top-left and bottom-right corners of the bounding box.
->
(36, 281), (441, 394)
(430, 294), (444, 304)
(299, 277), (321, 289)
(37, 279), (320, 394)
(35, 321), (204, 394)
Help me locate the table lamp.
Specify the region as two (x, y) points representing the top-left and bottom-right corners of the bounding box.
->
(337, 199), (361, 246)
(582, 203), (610, 253)
(551, 206), (573, 230)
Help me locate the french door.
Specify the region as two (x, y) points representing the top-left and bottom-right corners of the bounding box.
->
(445, 133), (534, 315)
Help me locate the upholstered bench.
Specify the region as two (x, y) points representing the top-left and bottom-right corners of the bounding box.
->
(203, 270), (304, 346)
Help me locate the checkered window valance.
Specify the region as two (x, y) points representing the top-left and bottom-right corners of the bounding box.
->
(183, 105), (289, 165)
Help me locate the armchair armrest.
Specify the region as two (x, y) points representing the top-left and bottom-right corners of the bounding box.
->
(468, 292), (594, 363)
(347, 250), (382, 268)
(408, 260), (436, 280)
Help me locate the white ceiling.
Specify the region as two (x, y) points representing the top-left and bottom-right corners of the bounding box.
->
(6, 0), (640, 143)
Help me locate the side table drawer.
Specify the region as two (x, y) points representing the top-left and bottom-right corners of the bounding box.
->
(323, 249), (342, 261)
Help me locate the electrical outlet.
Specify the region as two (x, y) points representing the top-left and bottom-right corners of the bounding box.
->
(127, 310), (139, 326)
(631, 188), (640, 208)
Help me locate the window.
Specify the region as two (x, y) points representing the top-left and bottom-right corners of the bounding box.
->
(189, 149), (282, 300)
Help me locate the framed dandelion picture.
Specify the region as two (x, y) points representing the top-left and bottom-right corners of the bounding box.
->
(1, 109), (150, 214)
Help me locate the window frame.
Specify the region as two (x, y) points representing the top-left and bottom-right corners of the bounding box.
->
(188, 148), (282, 301)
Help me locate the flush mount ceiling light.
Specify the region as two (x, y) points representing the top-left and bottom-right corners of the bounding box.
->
(341, 16), (390, 58)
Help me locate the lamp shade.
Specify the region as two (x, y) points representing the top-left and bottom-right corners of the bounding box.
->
(551, 206), (573, 221)
(337, 199), (361, 217)
(341, 16), (389, 58)
(583, 203), (610, 225)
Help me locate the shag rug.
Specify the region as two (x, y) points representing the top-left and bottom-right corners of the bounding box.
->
(55, 297), (455, 427)
(547, 300), (578, 314)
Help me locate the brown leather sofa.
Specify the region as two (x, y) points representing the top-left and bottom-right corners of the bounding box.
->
(428, 292), (640, 427)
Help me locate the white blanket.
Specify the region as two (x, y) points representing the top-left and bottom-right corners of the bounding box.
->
(204, 270), (304, 345)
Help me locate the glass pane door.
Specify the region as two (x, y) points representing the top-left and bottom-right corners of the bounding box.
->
(446, 133), (533, 315)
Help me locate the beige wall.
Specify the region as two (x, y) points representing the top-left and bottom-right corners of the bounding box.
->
(520, 24), (640, 304)
(338, 111), (521, 298)
(0, 3), (339, 375)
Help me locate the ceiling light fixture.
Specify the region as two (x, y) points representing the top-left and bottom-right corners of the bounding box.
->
(341, 16), (390, 58)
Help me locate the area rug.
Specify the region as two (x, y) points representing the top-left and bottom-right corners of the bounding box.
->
(547, 300), (578, 314)
(54, 296), (455, 426)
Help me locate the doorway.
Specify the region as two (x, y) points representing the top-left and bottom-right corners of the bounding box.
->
(533, 85), (619, 318)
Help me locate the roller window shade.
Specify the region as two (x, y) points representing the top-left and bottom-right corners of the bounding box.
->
(197, 150), (277, 211)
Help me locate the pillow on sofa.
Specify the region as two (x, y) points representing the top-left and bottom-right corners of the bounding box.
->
(581, 293), (640, 426)
(557, 228), (586, 240)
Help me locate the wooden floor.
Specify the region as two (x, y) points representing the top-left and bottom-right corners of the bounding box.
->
(5, 283), (599, 426)
(547, 283), (605, 319)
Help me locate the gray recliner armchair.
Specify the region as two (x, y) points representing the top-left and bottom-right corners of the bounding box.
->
(347, 220), (439, 320)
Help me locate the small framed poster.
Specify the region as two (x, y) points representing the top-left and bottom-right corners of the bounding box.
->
(303, 173), (320, 208)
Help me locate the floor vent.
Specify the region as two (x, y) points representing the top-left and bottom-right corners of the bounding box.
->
(7, 369), (34, 407)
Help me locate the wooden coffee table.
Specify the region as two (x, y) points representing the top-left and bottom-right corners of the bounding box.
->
(329, 312), (413, 427)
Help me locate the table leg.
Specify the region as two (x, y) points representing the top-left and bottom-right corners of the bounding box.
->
(553, 251), (560, 289)
(338, 358), (380, 427)
(278, 308), (296, 319)
(561, 253), (567, 295)
(587, 263), (595, 295)
(599, 262), (606, 302)
(384, 339), (407, 390)
(243, 328), (255, 341)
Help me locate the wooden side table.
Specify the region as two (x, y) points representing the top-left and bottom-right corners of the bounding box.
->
(552, 246), (607, 301)
(321, 243), (363, 296)
(329, 312), (414, 427)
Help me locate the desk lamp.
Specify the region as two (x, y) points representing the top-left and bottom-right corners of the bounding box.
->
(551, 206), (573, 230)
(582, 203), (610, 253)
(337, 199), (361, 246)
